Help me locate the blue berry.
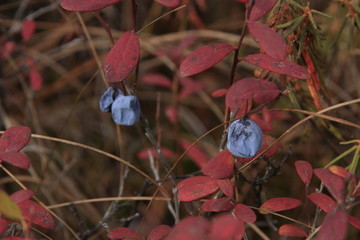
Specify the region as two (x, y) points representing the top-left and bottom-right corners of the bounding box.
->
(99, 87), (124, 112)
(226, 119), (263, 158)
(111, 95), (141, 126)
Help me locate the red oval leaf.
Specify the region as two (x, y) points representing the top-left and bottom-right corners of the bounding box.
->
(260, 197), (302, 214)
(211, 89), (227, 98)
(60, 0), (122, 12)
(142, 73), (172, 89)
(260, 134), (282, 158)
(314, 168), (345, 202)
(249, 0), (278, 21)
(295, 160), (313, 185)
(234, 203), (257, 223)
(225, 77), (280, 110)
(18, 200), (55, 229)
(201, 197), (234, 212)
(210, 213), (245, 240)
(179, 44), (234, 77)
(0, 126), (31, 152)
(348, 216), (360, 229)
(242, 54), (310, 79)
(317, 208), (348, 240)
(165, 216), (210, 240)
(179, 139), (209, 168)
(10, 190), (33, 204)
(328, 165), (350, 179)
(278, 224), (308, 237)
(1, 152), (30, 169)
(147, 224), (171, 240)
(22, 19), (36, 41)
(108, 227), (142, 240)
(29, 70), (43, 90)
(307, 193), (335, 213)
(247, 21), (286, 60)
(154, 0), (181, 8)
(217, 179), (234, 198)
(201, 150), (234, 179)
(104, 31), (140, 83)
(176, 176), (219, 202)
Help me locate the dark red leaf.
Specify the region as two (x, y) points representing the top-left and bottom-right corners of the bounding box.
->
(108, 227), (142, 240)
(348, 216), (360, 229)
(165, 216), (210, 240)
(260, 197), (302, 214)
(60, 0), (122, 12)
(179, 44), (234, 77)
(247, 21), (286, 60)
(137, 147), (176, 160)
(201, 197), (234, 212)
(217, 179), (234, 198)
(179, 77), (206, 99)
(22, 19), (36, 41)
(179, 139), (209, 168)
(295, 160), (313, 185)
(225, 77), (280, 110)
(259, 134), (282, 158)
(209, 213), (245, 240)
(142, 73), (172, 89)
(104, 31), (140, 83)
(18, 200), (55, 229)
(154, 0), (181, 8)
(177, 176), (219, 202)
(242, 54), (310, 79)
(10, 190), (33, 204)
(147, 225), (171, 240)
(0, 126), (31, 152)
(314, 168), (345, 202)
(211, 89), (227, 98)
(0, 218), (8, 235)
(307, 193), (335, 213)
(234, 203), (257, 223)
(0, 41), (16, 60)
(29, 70), (43, 90)
(165, 106), (177, 124)
(278, 224), (308, 237)
(201, 150), (234, 179)
(250, 114), (273, 132)
(249, 0), (278, 21)
(0, 152), (30, 169)
(317, 208), (348, 240)
(328, 166), (350, 179)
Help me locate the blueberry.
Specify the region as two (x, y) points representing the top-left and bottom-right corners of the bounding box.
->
(99, 87), (124, 112)
(226, 119), (263, 158)
(111, 95), (141, 126)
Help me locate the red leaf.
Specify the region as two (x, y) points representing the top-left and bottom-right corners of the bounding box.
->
(18, 200), (55, 229)
(154, 0), (181, 8)
(60, 0), (122, 12)
(201, 150), (234, 179)
(147, 225), (171, 240)
(179, 139), (209, 168)
(142, 73), (172, 89)
(259, 134), (282, 158)
(22, 19), (36, 41)
(260, 197), (302, 214)
(250, 114), (273, 132)
(242, 54), (310, 79)
(179, 77), (206, 99)
(328, 166), (350, 179)
(0, 126), (31, 152)
(137, 147), (177, 160)
(179, 44), (234, 77)
(317, 208), (348, 240)
(0, 152), (30, 169)
(348, 216), (360, 229)
(314, 168), (345, 202)
(29, 70), (43, 90)
(10, 190), (33, 204)
(234, 203), (257, 223)
(278, 224), (308, 237)
(108, 227), (142, 240)
(225, 77), (280, 110)
(0, 41), (16, 60)
(201, 197), (234, 212)
(217, 179), (234, 198)
(249, 0), (278, 21)
(0, 218), (8, 235)
(165, 216), (210, 240)
(295, 160), (313, 185)
(165, 106), (177, 124)
(307, 193), (335, 213)
(2, 237), (35, 240)
(176, 176), (219, 202)
(247, 21), (286, 60)
(209, 213), (245, 240)
(211, 89), (227, 98)
(104, 31), (140, 83)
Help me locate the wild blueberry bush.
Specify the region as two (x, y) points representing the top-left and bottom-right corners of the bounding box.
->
(0, 0), (360, 239)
